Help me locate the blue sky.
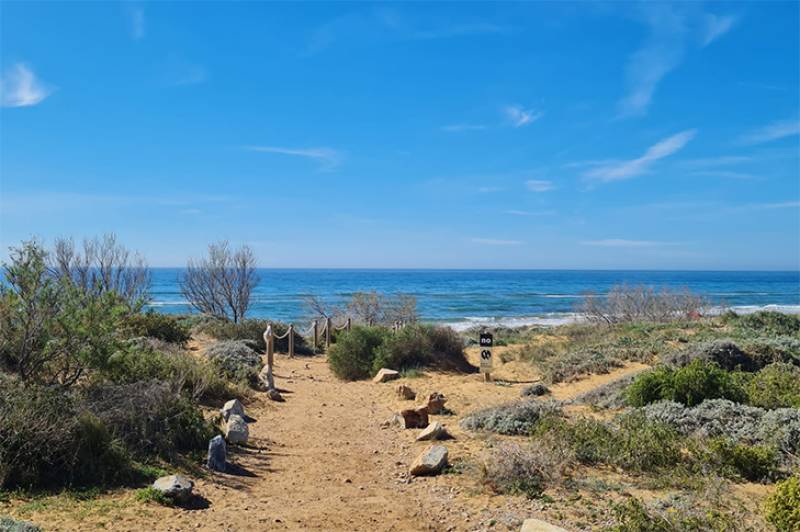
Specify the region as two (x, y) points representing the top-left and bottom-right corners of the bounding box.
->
(1, 1), (798, 270)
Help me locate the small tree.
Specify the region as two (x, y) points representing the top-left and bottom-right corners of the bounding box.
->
(346, 291), (418, 325)
(180, 241), (259, 323)
(53, 233), (150, 310)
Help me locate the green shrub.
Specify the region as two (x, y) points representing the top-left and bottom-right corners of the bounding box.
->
(134, 486), (174, 506)
(0, 381), (132, 489)
(372, 325), (433, 373)
(705, 438), (779, 482)
(626, 360), (746, 407)
(743, 363), (800, 409)
(609, 497), (735, 532)
(726, 311), (800, 337)
(127, 311), (191, 344)
(742, 337), (800, 368)
(327, 326), (390, 380)
(765, 476), (800, 531)
(203, 340), (261, 385)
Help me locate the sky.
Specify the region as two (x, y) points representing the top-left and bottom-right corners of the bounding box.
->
(1, 1), (798, 270)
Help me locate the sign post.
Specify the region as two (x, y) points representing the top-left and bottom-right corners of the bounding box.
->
(479, 332), (493, 382)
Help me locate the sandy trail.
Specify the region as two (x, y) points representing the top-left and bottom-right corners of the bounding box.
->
(5, 348), (652, 531)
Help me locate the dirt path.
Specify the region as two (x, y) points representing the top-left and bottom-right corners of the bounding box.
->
(4, 350), (652, 531)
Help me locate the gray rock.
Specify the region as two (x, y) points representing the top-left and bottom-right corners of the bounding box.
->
(220, 399), (245, 421)
(225, 414), (249, 444)
(207, 435), (227, 472)
(416, 421), (449, 441)
(152, 474), (194, 503)
(373, 368), (400, 383)
(409, 445), (448, 476)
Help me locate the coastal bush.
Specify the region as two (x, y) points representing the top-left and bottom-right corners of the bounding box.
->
(372, 325), (433, 373)
(203, 340), (261, 385)
(741, 337), (800, 367)
(327, 326), (391, 380)
(663, 340), (757, 371)
(460, 400), (561, 435)
(765, 476), (800, 531)
(197, 318), (313, 355)
(704, 438), (779, 482)
(127, 311), (191, 345)
(480, 441), (571, 498)
(0, 517), (42, 532)
(609, 496), (736, 532)
(0, 379), (132, 489)
(575, 372), (642, 409)
(743, 363), (800, 409)
(625, 360), (746, 407)
(539, 348), (624, 383)
(723, 311), (800, 337)
(580, 284), (707, 324)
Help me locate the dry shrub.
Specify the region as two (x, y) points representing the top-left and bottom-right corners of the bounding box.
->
(481, 440), (572, 498)
(580, 284), (707, 325)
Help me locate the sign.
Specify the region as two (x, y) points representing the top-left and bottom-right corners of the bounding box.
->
(479, 332), (493, 373)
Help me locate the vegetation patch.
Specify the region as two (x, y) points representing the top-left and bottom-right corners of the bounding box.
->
(460, 400), (561, 435)
(625, 359), (746, 407)
(203, 340), (261, 385)
(764, 475), (800, 532)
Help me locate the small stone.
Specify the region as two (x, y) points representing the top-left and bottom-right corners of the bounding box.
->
(520, 518), (569, 532)
(220, 399), (245, 422)
(373, 368), (400, 383)
(427, 392), (447, 414)
(396, 384), (416, 400)
(399, 405), (429, 429)
(409, 445), (448, 476)
(381, 413), (404, 428)
(225, 414), (249, 444)
(266, 388), (283, 401)
(207, 435), (227, 472)
(152, 474), (194, 503)
(416, 421), (449, 441)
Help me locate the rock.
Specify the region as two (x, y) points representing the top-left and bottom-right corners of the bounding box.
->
(520, 518), (569, 532)
(373, 368), (400, 383)
(416, 421), (449, 441)
(220, 399), (245, 421)
(396, 384), (416, 400)
(266, 388), (283, 401)
(409, 445), (448, 476)
(521, 383), (550, 397)
(207, 435), (227, 472)
(381, 413), (404, 428)
(152, 474), (194, 503)
(399, 405), (429, 429)
(427, 392), (447, 414)
(225, 414), (249, 444)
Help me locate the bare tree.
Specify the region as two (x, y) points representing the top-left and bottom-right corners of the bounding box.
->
(53, 234), (150, 309)
(580, 284), (708, 324)
(180, 241), (259, 323)
(345, 291), (418, 326)
(303, 295), (341, 320)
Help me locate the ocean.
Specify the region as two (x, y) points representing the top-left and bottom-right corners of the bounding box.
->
(148, 269), (800, 330)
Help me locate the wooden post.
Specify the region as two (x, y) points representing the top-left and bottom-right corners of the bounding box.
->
(288, 324), (294, 358)
(262, 325), (275, 390)
(325, 317), (332, 348)
(346, 317), (351, 331)
(312, 320), (319, 354)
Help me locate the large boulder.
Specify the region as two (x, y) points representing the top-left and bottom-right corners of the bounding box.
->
(400, 405), (429, 429)
(225, 414), (249, 444)
(220, 399), (245, 422)
(152, 474), (194, 503)
(396, 384), (416, 400)
(520, 518), (568, 532)
(373, 368), (400, 383)
(409, 445), (448, 476)
(427, 392), (447, 414)
(207, 435), (227, 472)
(416, 421), (449, 441)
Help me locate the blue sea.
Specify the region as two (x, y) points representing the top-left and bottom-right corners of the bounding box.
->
(147, 269), (800, 330)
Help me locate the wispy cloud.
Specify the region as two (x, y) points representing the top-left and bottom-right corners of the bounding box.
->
(503, 105), (543, 127)
(505, 209), (556, 216)
(525, 179), (555, 192)
(689, 170), (756, 180)
(125, 4), (145, 40)
(581, 239), (680, 248)
(441, 124), (486, 132)
(0, 63), (51, 108)
(738, 118), (800, 145)
(471, 238), (522, 246)
(680, 155), (752, 168)
(243, 145), (342, 170)
(583, 129), (697, 183)
(702, 14), (737, 46)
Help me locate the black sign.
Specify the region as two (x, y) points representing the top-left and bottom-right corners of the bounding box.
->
(479, 332), (493, 348)
(480, 349), (492, 360)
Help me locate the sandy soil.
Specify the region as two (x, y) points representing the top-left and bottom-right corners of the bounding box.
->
(0, 345), (770, 531)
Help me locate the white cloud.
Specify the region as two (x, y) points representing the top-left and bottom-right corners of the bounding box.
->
(471, 238), (522, 246)
(583, 129), (697, 183)
(503, 105), (543, 127)
(525, 179), (555, 192)
(738, 119), (800, 145)
(0, 63), (51, 108)
(243, 145), (342, 170)
(702, 14), (737, 47)
(441, 124), (486, 132)
(505, 209), (555, 216)
(581, 239), (679, 248)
